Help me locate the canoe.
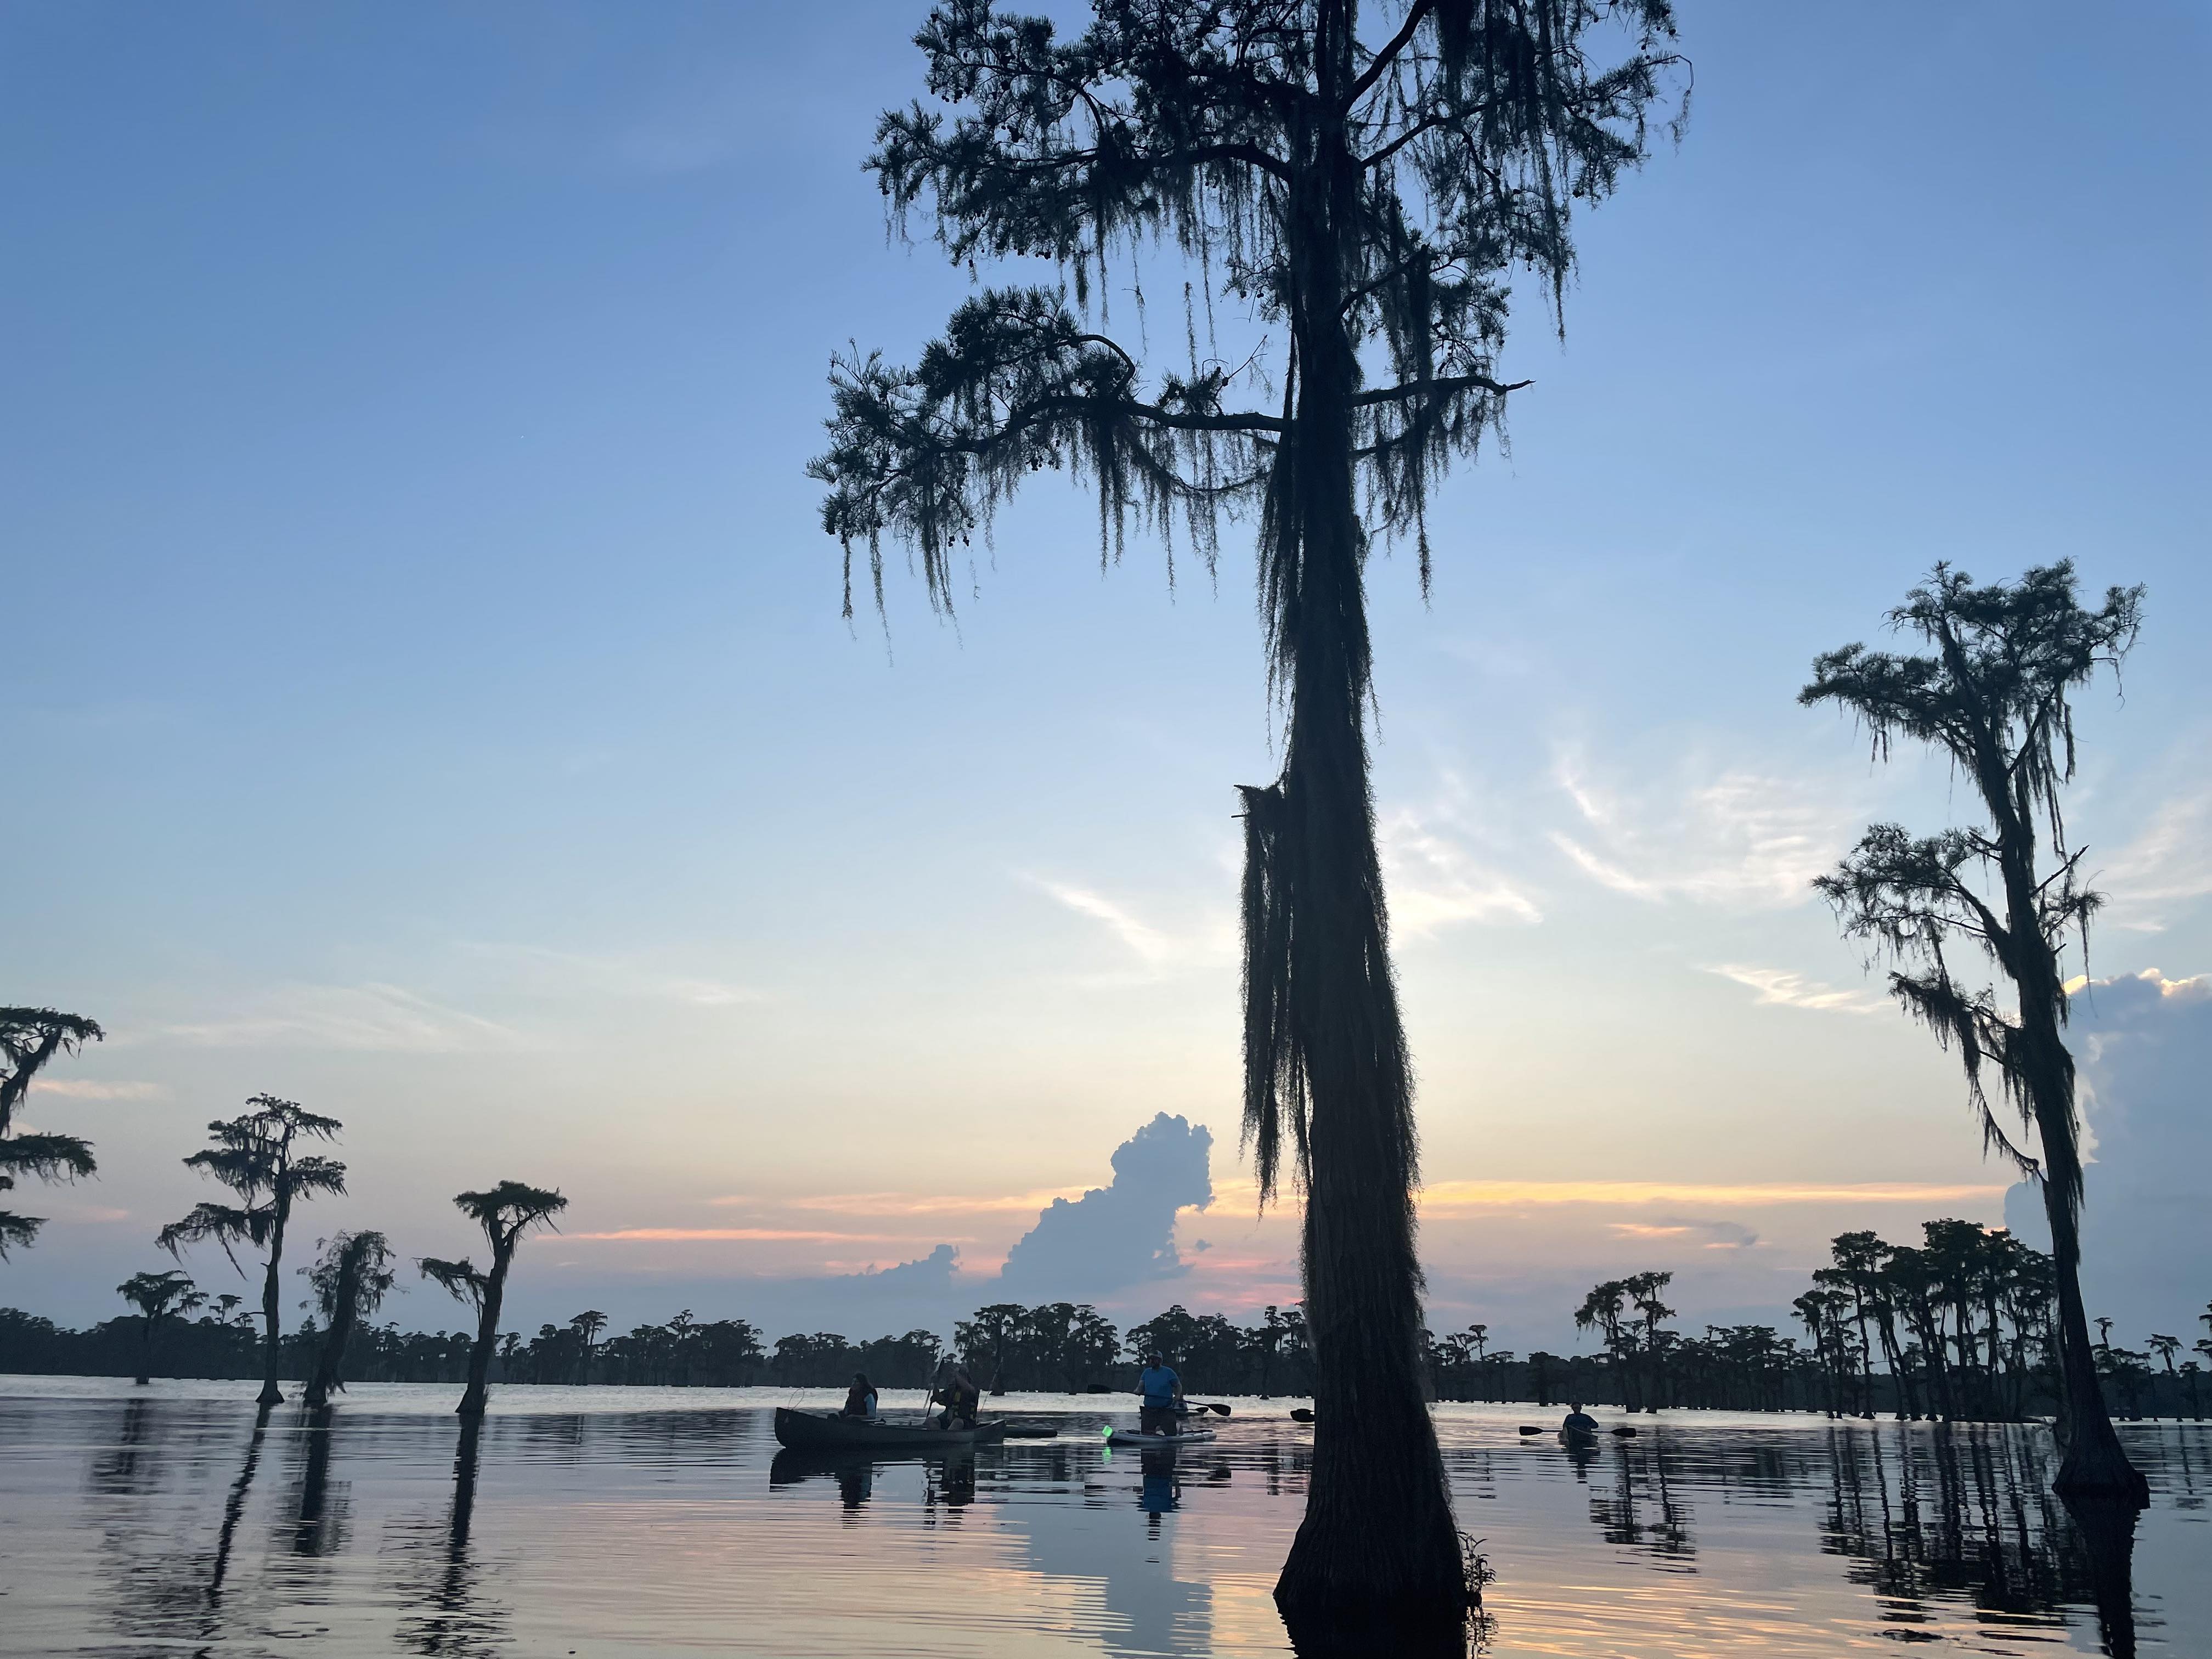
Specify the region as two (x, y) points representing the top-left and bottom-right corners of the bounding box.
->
(773, 1407), (1009, 1452)
(1105, 1426), (1217, 1448)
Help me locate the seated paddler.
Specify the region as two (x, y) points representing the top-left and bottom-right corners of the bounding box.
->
(930, 1358), (980, 1430)
(840, 1371), (877, 1419)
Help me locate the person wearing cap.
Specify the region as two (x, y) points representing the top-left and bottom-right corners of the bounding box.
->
(1136, 1350), (1184, 1435)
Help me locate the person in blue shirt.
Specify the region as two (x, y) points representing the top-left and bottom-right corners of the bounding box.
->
(1560, 1402), (1599, 1438)
(1137, 1351), (1184, 1435)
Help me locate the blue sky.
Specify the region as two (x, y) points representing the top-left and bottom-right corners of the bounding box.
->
(5, 1), (2206, 1348)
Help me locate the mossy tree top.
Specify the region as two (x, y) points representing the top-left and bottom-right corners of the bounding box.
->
(813, 0), (1684, 636)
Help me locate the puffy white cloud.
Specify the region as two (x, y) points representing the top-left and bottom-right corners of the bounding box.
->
(998, 1113), (1215, 1297)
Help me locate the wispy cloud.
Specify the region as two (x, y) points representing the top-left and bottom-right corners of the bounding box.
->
(1378, 785), (1543, 935)
(567, 1227), (962, 1244)
(1023, 876), (1234, 979)
(458, 942), (764, 1008)
(1407, 1179), (2005, 1213)
(29, 1079), (168, 1101)
(1706, 963), (1886, 1015)
(1031, 879), (1178, 966)
(1609, 1217), (1761, 1249)
(38, 1204), (133, 1225)
(1549, 748), (1860, 910)
(157, 984), (519, 1053)
(752, 1188), (1090, 1217)
(2101, 787), (2212, 931)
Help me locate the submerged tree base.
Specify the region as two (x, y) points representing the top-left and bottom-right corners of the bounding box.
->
(1276, 1582), (1479, 1659)
(1274, 1520), (1481, 1659)
(2053, 1459), (2151, 1509)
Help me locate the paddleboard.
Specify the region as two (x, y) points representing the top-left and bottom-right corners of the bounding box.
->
(1105, 1426), (1218, 1448)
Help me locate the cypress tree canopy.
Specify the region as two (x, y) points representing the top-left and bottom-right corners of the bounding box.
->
(813, 0), (1685, 631)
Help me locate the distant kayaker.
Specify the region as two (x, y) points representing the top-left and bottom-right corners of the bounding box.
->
(932, 1359), (980, 1430)
(841, 1372), (877, 1420)
(1137, 1350), (1184, 1435)
(1561, 1402), (1599, 1437)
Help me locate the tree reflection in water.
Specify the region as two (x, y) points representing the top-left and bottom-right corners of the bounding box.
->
(1584, 1436), (1694, 1566)
(207, 1403), (272, 1609)
(88, 1395), (162, 1497)
(1821, 1421), (2146, 1651)
(286, 1403), (348, 1558)
(393, 1417), (506, 1657)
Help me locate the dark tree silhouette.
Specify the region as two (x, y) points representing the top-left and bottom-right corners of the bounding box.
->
(159, 1097), (346, 1407)
(812, 2), (1682, 1630)
(302, 1230), (399, 1408)
(421, 1181), (567, 1417)
(0, 1007), (105, 1258)
(569, 1308), (609, 1384)
(117, 1268), (204, 1385)
(1804, 561), (2147, 1504)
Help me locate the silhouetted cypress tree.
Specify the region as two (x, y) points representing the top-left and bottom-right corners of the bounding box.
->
(159, 1097), (347, 1407)
(117, 1268), (204, 1386)
(303, 1231), (399, 1408)
(813, 3), (1681, 1635)
(422, 1181), (567, 1418)
(1804, 561), (2148, 1505)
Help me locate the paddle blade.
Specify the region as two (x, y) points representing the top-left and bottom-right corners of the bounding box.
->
(1612, 1426), (1639, 1437)
(1205, 1402), (1232, 1417)
(1289, 1408), (1316, 1423)
(1518, 1426), (1542, 1435)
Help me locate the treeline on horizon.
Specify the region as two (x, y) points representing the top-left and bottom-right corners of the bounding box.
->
(7, 1218), (2205, 1421)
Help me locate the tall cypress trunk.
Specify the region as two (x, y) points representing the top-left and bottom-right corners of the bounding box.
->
(136, 1316), (155, 1387)
(1270, 10), (1465, 1637)
(1989, 805), (2145, 1497)
(458, 1249), (511, 1418)
(258, 1196), (289, 1407)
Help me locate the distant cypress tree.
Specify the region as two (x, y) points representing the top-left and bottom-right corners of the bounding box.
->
(117, 1269), (204, 1385)
(812, 2), (1683, 1634)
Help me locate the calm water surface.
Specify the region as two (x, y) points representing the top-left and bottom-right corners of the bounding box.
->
(0, 1377), (2202, 1656)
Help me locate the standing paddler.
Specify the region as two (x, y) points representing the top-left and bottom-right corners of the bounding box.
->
(1137, 1351), (1184, 1437)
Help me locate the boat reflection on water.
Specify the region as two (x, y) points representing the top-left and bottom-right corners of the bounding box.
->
(769, 1444), (988, 1514)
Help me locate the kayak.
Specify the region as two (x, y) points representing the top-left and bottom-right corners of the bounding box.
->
(774, 1407), (1009, 1452)
(1105, 1426), (1217, 1448)
(1558, 1428), (1599, 1448)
